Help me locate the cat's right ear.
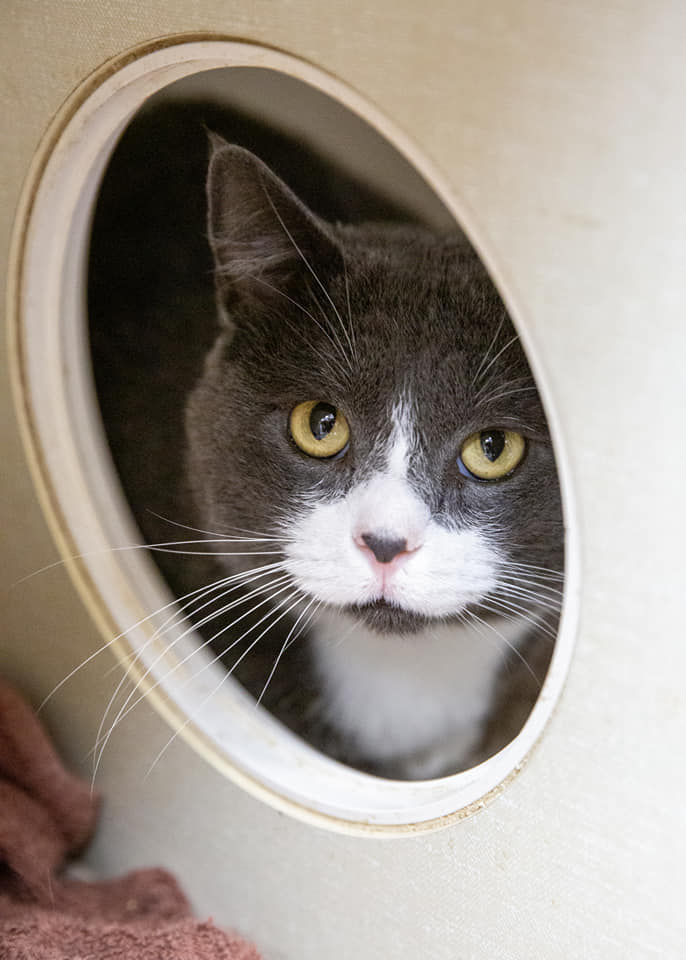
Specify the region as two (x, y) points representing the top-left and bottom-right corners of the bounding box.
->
(206, 134), (343, 325)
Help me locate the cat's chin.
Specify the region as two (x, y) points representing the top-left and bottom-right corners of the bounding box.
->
(343, 600), (436, 636)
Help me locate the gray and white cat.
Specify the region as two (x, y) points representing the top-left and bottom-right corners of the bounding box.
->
(89, 105), (563, 780)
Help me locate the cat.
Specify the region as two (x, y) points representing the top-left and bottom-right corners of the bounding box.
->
(88, 100), (563, 780)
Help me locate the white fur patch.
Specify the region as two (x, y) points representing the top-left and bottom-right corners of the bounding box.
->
(311, 608), (531, 774)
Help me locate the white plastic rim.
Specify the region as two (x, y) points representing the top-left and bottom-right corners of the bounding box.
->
(8, 35), (579, 836)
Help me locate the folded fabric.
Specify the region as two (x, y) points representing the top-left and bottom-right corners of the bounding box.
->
(0, 677), (260, 959)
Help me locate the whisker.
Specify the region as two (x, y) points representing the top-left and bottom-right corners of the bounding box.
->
(146, 547), (284, 557)
(477, 598), (559, 641)
(475, 385), (539, 407)
(495, 577), (563, 601)
(324, 613), (363, 651)
(108, 562), (287, 675)
(93, 566), (291, 747)
(146, 511), (298, 543)
(340, 247), (358, 364)
(476, 374), (531, 396)
(283, 599), (323, 654)
(143, 588), (307, 778)
(255, 596), (320, 707)
(186, 586), (304, 690)
(464, 609), (541, 684)
(498, 572), (564, 594)
(90, 573), (295, 773)
(473, 334), (520, 389)
(13, 537), (288, 589)
(305, 275), (356, 372)
(496, 560), (565, 580)
(258, 181), (355, 372)
(470, 316), (505, 386)
(39, 561), (284, 711)
(480, 383), (538, 401)
(494, 595), (562, 619)
(496, 580), (564, 606)
(249, 274), (347, 373)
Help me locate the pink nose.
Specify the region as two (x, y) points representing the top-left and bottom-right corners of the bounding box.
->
(357, 533), (408, 564)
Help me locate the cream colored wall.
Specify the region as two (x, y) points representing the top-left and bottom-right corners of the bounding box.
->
(2, 2), (685, 957)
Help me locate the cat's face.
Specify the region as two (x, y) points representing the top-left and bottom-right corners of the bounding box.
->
(186, 140), (563, 637)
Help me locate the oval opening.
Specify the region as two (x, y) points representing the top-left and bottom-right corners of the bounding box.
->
(11, 39), (576, 833)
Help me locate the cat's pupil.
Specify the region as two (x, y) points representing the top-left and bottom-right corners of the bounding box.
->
(310, 402), (337, 440)
(480, 430), (505, 462)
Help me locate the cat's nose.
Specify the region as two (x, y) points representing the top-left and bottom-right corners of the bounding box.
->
(359, 533), (408, 564)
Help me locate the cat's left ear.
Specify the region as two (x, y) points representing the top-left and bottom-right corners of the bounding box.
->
(206, 134), (344, 323)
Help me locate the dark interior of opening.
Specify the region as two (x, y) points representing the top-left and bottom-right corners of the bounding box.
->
(88, 69), (562, 780)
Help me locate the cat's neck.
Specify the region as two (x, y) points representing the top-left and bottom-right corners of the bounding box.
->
(309, 608), (533, 778)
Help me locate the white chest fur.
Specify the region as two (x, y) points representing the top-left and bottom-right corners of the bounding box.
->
(310, 607), (531, 777)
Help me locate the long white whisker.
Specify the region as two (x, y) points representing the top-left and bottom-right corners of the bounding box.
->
(305, 276), (357, 371)
(92, 566), (290, 761)
(465, 609), (541, 684)
(255, 596), (319, 707)
(497, 560), (564, 579)
(340, 247), (358, 363)
(14, 537), (288, 589)
(283, 598), (323, 653)
(497, 578), (564, 604)
(249, 274), (347, 371)
(259, 182), (354, 372)
(146, 547), (284, 557)
(478, 598), (558, 640)
(90, 573), (295, 775)
(145, 511), (297, 542)
(470, 316), (505, 386)
(495, 584), (563, 611)
(91, 580), (235, 771)
(39, 561), (284, 711)
(110, 562), (287, 674)
(476, 385), (539, 407)
(497, 572), (564, 596)
(473, 333), (520, 388)
(144, 588), (306, 777)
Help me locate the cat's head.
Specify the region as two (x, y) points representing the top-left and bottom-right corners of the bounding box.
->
(186, 137), (563, 636)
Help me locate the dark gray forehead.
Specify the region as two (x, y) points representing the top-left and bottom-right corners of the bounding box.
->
(302, 228), (540, 427)
(224, 222), (546, 459)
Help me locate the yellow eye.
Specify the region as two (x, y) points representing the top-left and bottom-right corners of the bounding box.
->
(290, 401), (350, 458)
(459, 429), (526, 480)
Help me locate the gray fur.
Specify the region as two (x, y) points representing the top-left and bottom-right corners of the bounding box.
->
(184, 140), (563, 771)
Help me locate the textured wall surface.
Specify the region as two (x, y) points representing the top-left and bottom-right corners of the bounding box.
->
(2, 2), (685, 957)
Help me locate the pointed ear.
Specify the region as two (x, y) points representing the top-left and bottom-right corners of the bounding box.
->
(206, 135), (342, 322)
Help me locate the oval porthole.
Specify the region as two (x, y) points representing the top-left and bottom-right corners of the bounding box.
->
(9, 37), (578, 834)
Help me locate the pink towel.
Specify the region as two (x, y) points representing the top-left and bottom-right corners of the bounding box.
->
(0, 677), (260, 959)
